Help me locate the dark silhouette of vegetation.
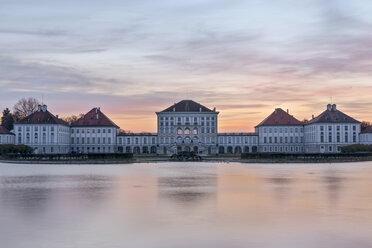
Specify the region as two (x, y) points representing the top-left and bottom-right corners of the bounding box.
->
(302, 119), (309, 124)
(4, 152), (133, 161)
(340, 144), (372, 153)
(1, 108), (15, 131)
(61, 114), (83, 123)
(0, 144), (34, 155)
(361, 121), (371, 132)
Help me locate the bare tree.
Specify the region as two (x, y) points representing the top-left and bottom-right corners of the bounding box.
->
(13, 97), (41, 121)
(61, 114), (83, 123)
(361, 121), (371, 132)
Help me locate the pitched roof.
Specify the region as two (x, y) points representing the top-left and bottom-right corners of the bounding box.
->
(0, 126), (14, 135)
(307, 104), (360, 124)
(161, 100), (214, 113)
(15, 107), (68, 126)
(361, 126), (372, 133)
(256, 108), (303, 127)
(71, 108), (119, 128)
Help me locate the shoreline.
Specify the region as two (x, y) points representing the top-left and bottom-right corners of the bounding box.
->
(1, 155), (372, 164)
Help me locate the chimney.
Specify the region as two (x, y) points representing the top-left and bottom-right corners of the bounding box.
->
(312, 114), (314, 119)
(37, 105), (42, 112)
(56, 115), (59, 118)
(327, 104), (332, 111)
(213, 107), (216, 112)
(95, 108), (98, 113)
(332, 104), (336, 111)
(42, 105), (47, 112)
(287, 109), (289, 114)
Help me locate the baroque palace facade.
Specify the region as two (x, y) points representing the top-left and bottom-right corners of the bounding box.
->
(5, 100), (371, 154)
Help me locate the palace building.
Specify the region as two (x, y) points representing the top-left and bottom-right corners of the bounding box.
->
(0, 126), (15, 145)
(14, 105), (70, 154)
(10, 100), (370, 154)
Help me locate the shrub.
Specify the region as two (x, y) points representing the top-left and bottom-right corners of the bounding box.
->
(340, 144), (372, 153)
(0, 144), (34, 155)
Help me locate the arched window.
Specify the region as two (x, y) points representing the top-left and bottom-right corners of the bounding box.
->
(193, 128), (198, 135)
(177, 128), (182, 135)
(184, 128), (190, 135)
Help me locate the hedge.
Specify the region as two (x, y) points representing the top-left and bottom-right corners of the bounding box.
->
(340, 144), (372, 153)
(4, 152), (133, 161)
(0, 144), (34, 155)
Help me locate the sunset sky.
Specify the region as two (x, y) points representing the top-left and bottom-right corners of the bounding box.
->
(1, 0), (371, 132)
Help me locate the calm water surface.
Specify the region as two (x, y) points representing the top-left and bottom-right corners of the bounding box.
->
(1, 162), (372, 248)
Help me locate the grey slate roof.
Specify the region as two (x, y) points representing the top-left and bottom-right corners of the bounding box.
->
(161, 100), (214, 112)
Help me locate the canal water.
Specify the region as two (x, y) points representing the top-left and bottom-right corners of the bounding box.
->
(1, 162), (372, 248)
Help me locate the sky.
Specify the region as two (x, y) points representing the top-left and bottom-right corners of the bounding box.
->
(0, 0), (372, 132)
